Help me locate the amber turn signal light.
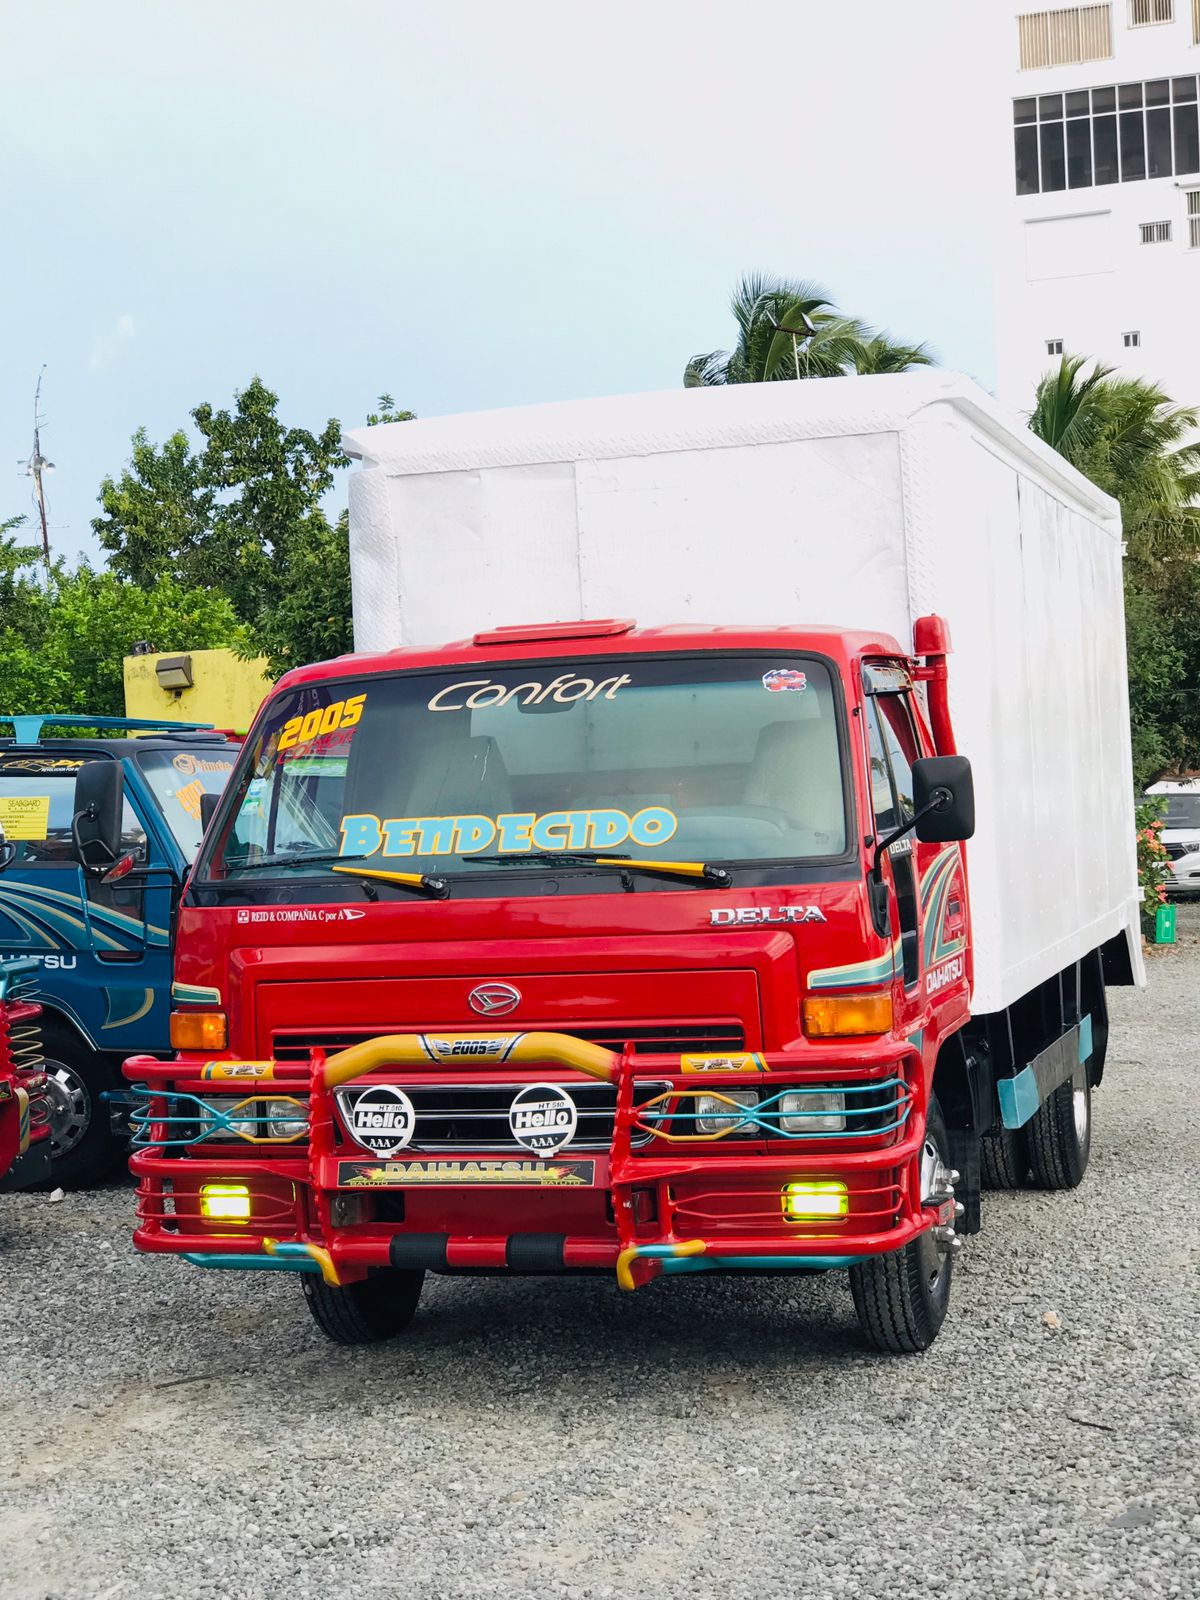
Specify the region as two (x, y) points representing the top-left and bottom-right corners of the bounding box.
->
(170, 1010), (228, 1051)
(802, 992), (893, 1039)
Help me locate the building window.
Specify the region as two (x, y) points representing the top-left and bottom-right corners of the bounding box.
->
(1140, 219), (1173, 239)
(1046, 339), (1065, 354)
(1129, 0), (1173, 23)
(1123, 330), (1142, 346)
(1019, 6), (1113, 69)
(1014, 74), (1200, 193)
(1187, 189), (1200, 247)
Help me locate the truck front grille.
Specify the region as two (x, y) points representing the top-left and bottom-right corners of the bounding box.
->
(364, 1080), (670, 1153)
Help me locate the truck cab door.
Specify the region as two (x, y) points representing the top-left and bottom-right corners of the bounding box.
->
(79, 770), (177, 1049)
(864, 677), (969, 1028)
(864, 693), (922, 994)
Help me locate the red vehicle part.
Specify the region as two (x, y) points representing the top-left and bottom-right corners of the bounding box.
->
(126, 1029), (936, 1292)
(0, 958), (51, 1190)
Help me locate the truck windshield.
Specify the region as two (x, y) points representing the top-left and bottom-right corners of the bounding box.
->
(136, 749), (237, 861)
(203, 654), (848, 885)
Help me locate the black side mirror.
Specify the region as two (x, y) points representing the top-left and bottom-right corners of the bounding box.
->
(72, 760), (125, 873)
(199, 791), (220, 832)
(913, 756), (975, 843)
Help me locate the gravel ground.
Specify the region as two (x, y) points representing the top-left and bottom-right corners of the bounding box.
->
(2, 923), (1198, 1600)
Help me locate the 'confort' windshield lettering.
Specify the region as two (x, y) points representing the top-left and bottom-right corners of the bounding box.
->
(428, 674), (632, 711)
(340, 807), (678, 859)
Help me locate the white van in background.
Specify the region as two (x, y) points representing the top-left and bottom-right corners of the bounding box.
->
(1143, 780), (1200, 896)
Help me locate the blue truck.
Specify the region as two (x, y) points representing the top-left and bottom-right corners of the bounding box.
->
(0, 716), (237, 1186)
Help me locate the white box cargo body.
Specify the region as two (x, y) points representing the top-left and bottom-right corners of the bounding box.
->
(343, 371), (1145, 1014)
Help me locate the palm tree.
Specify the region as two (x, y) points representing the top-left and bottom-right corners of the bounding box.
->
(1028, 356), (1200, 561)
(684, 273), (934, 387)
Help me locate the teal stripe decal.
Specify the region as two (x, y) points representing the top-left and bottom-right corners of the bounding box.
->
(183, 1253), (318, 1276)
(659, 1254), (862, 1275)
(172, 982), (222, 1005)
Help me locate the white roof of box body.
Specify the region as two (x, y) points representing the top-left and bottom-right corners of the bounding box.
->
(344, 373), (1142, 1013)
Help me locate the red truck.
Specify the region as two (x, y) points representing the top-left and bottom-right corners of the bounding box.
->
(122, 377), (1142, 1352)
(0, 954), (51, 1192)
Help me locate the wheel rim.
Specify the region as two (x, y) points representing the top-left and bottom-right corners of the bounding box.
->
(1072, 1069), (1090, 1143)
(919, 1131), (952, 1293)
(42, 1058), (92, 1159)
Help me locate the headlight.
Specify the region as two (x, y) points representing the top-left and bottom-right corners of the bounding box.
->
(779, 1090), (847, 1134)
(196, 1097), (251, 1140)
(197, 1096), (307, 1141)
(260, 1098), (308, 1140)
(694, 1089), (758, 1134)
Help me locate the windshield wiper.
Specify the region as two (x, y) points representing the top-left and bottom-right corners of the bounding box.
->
(231, 847), (382, 870)
(463, 851), (731, 887)
(226, 851), (448, 900)
(330, 863), (450, 900)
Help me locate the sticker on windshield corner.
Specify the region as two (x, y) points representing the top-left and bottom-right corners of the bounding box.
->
(0, 796), (51, 840)
(762, 669), (807, 693)
(336, 1085), (416, 1157)
(508, 1084), (577, 1154)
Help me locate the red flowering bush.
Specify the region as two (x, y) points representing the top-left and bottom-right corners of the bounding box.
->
(1135, 800), (1172, 933)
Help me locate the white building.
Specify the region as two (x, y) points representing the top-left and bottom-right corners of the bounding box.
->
(996, 1), (1200, 415)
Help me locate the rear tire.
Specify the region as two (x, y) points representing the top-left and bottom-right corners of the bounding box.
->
(980, 1124), (1027, 1190)
(36, 1024), (123, 1190)
(303, 1267), (425, 1344)
(1026, 1066), (1091, 1190)
(849, 1101), (955, 1354)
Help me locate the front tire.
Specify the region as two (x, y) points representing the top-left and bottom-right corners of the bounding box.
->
(38, 1024), (123, 1190)
(850, 1101), (955, 1354)
(1026, 1066), (1091, 1189)
(303, 1267), (425, 1345)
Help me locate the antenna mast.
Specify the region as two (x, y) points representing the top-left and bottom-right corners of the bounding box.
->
(24, 367), (54, 568)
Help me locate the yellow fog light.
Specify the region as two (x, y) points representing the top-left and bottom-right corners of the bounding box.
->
(782, 1180), (849, 1221)
(802, 992), (893, 1038)
(199, 1182), (251, 1222)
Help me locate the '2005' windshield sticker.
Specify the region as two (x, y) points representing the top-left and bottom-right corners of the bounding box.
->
(763, 669), (807, 693)
(427, 673), (632, 712)
(278, 694), (366, 753)
(339, 806), (678, 859)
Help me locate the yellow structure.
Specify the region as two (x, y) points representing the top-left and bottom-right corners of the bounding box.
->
(123, 648), (273, 735)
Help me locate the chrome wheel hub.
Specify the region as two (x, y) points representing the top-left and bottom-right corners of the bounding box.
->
(1072, 1069), (1090, 1142)
(43, 1059), (91, 1159)
(920, 1133), (962, 1280)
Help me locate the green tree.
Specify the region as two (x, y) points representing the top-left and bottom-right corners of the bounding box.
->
(367, 393), (418, 426)
(684, 273), (934, 387)
(93, 381), (415, 675)
(0, 548), (247, 718)
(1028, 356), (1200, 785)
(1028, 356), (1200, 561)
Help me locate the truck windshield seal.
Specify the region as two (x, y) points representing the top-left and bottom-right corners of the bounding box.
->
(198, 653), (850, 890)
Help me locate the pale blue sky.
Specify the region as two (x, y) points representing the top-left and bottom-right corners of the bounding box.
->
(2, 0), (1006, 563)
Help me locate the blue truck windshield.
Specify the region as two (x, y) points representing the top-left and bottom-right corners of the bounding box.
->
(204, 654), (850, 884)
(135, 750), (237, 861)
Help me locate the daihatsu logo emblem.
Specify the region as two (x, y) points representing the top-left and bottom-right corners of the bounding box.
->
(468, 982), (522, 1017)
